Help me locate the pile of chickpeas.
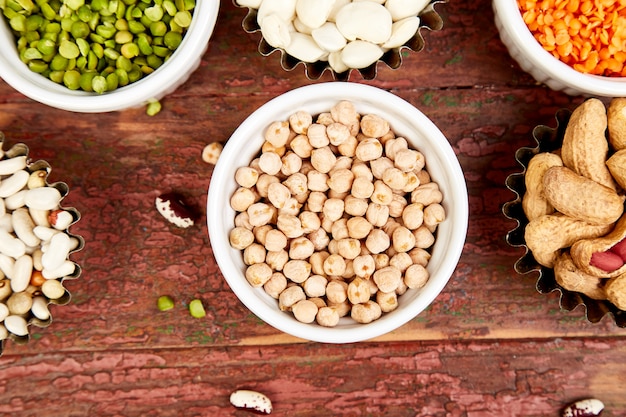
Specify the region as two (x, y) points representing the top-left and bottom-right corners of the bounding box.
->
(228, 100), (446, 326)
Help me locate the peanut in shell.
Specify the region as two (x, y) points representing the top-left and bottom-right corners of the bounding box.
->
(606, 149), (626, 190)
(522, 152), (563, 221)
(607, 97), (626, 151)
(606, 273), (626, 310)
(554, 252), (607, 300)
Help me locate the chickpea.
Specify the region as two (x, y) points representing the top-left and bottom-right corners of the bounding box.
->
(322, 198), (345, 222)
(329, 299), (352, 317)
(309, 251), (330, 275)
(402, 171), (420, 193)
(382, 167), (408, 191)
(331, 218), (349, 240)
(373, 253), (390, 269)
(308, 228), (330, 251)
(392, 226), (416, 253)
(281, 152), (303, 176)
(264, 229), (287, 252)
(382, 218), (402, 236)
(299, 211), (321, 233)
(307, 170), (330, 192)
(351, 301), (382, 324)
(303, 274), (328, 298)
(264, 120), (291, 148)
(327, 168), (354, 194)
(373, 266), (402, 293)
(360, 113), (390, 138)
(307, 123), (330, 148)
(326, 280), (348, 304)
(388, 194), (408, 218)
(259, 151), (283, 175)
(249, 157), (262, 173)
(416, 168), (431, 184)
(283, 260), (311, 283)
(370, 157), (393, 180)
(327, 239), (339, 255)
(289, 237), (315, 260)
(278, 285), (306, 311)
(337, 135), (358, 157)
(351, 176), (374, 199)
(395, 149), (425, 172)
(262, 142), (286, 160)
(405, 264), (429, 289)
(347, 277), (371, 305)
(389, 252), (413, 273)
(328, 189), (349, 200)
(230, 187), (257, 212)
(267, 182), (291, 209)
(266, 250), (289, 271)
(316, 112), (335, 126)
(346, 216), (373, 240)
(342, 259), (355, 279)
(253, 224), (273, 246)
(277, 214), (303, 238)
(379, 128), (396, 144)
(423, 203), (446, 229)
(264, 272), (288, 298)
(235, 166), (259, 188)
(256, 174), (280, 198)
(321, 214), (334, 234)
(202, 142), (223, 165)
(316, 306), (340, 327)
(395, 279), (408, 296)
(371, 180), (393, 205)
(353, 254), (375, 278)
(323, 254), (347, 276)
(366, 203), (389, 227)
(408, 247), (431, 266)
(337, 238), (361, 260)
(355, 138), (383, 162)
(327, 122), (351, 146)
(292, 299), (319, 323)
(331, 100), (359, 126)
(384, 137), (408, 160)
(289, 110), (313, 134)
(308, 297), (327, 309)
(311, 146), (337, 174)
(283, 173), (308, 196)
(247, 203), (275, 227)
(344, 196), (369, 216)
(411, 182), (443, 206)
(243, 243), (266, 265)
(290, 134), (314, 158)
(245, 263), (273, 287)
(365, 228), (390, 254)
(234, 211), (253, 230)
(279, 198), (301, 216)
(376, 291), (398, 313)
(331, 156), (353, 172)
(402, 203), (425, 230)
(306, 191), (327, 212)
(413, 226), (435, 249)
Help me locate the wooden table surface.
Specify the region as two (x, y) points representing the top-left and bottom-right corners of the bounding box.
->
(1, 1), (626, 416)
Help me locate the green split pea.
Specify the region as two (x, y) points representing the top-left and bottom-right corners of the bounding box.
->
(1, 0), (195, 94)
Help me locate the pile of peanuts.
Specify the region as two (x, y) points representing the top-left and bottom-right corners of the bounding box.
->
(0, 138), (80, 341)
(228, 100), (446, 326)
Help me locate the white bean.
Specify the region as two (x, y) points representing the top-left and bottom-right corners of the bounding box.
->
(10, 254), (33, 293)
(33, 225), (60, 242)
(0, 229), (26, 259)
(42, 232), (71, 271)
(0, 169), (29, 198)
(42, 259), (75, 279)
(31, 296), (50, 321)
(0, 155), (27, 175)
(4, 189), (26, 210)
(0, 303), (9, 321)
(4, 315), (28, 336)
(29, 207), (51, 227)
(24, 187), (62, 211)
(0, 253), (14, 278)
(12, 207), (41, 248)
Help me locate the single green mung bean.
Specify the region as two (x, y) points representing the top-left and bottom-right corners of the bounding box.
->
(188, 299), (205, 318)
(2, 0), (194, 97)
(157, 295), (174, 311)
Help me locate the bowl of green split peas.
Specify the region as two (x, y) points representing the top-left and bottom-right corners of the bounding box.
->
(0, 0), (219, 113)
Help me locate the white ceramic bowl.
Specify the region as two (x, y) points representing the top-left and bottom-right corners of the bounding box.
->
(493, 0), (626, 97)
(207, 82), (468, 344)
(0, 0), (219, 112)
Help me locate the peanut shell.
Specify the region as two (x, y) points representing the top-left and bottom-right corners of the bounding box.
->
(606, 149), (626, 190)
(525, 213), (613, 268)
(522, 152), (563, 221)
(554, 252), (607, 300)
(543, 166), (623, 225)
(561, 98), (616, 190)
(571, 213), (626, 278)
(606, 273), (626, 310)
(608, 97), (626, 151)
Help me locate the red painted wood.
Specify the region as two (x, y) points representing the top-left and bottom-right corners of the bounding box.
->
(1, 0), (625, 415)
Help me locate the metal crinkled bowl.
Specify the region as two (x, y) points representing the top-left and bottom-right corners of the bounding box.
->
(235, 0), (446, 81)
(503, 109), (626, 327)
(0, 132), (84, 355)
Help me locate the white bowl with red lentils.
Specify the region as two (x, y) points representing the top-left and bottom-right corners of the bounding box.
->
(207, 82), (468, 344)
(493, 0), (626, 96)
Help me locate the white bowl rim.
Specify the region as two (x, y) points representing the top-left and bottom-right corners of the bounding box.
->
(207, 82), (469, 344)
(493, 0), (626, 96)
(0, 0), (220, 112)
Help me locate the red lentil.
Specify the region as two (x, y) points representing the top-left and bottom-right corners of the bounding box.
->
(518, 0), (626, 76)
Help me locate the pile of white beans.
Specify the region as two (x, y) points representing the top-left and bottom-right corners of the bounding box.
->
(0, 140), (80, 342)
(228, 100), (446, 326)
(236, 0), (430, 72)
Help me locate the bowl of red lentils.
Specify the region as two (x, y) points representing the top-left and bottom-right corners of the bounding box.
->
(207, 82), (468, 344)
(0, 0), (219, 113)
(493, 0), (626, 96)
